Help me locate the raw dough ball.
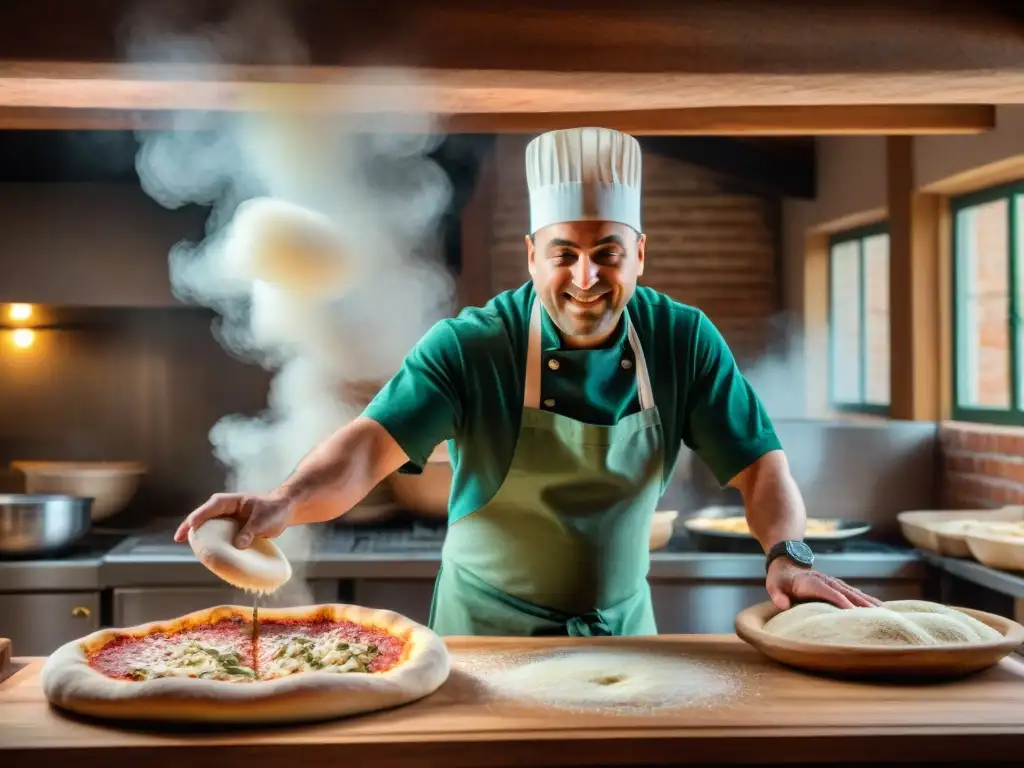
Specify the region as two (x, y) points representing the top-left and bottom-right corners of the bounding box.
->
(904, 613), (997, 644)
(883, 600), (961, 616)
(188, 518), (292, 594)
(778, 607), (935, 646)
(763, 600), (1002, 647)
(762, 601), (841, 636)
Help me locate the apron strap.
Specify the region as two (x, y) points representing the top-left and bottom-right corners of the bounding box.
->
(626, 320), (655, 411)
(526, 299), (654, 411)
(524, 299), (544, 409)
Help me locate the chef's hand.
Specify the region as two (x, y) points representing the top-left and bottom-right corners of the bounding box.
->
(765, 557), (881, 610)
(173, 491), (292, 549)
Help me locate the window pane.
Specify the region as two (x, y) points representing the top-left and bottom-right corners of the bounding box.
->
(956, 199), (1010, 409)
(862, 233), (890, 405)
(1017, 195), (1024, 409)
(830, 240), (862, 404)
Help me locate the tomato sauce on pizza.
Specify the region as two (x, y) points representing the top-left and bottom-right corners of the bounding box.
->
(85, 611), (410, 683)
(88, 616), (255, 682)
(257, 617), (407, 678)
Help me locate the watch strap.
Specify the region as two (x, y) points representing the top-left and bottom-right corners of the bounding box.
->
(765, 539), (814, 573)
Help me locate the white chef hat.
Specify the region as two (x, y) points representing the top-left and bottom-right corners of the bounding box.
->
(525, 127), (642, 235)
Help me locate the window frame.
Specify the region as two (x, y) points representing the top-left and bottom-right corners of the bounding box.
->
(951, 180), (1024, 426)
(827, 221), (891, 416)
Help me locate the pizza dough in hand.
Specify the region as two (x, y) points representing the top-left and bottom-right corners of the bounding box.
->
(763, 599), (1003, 647)
(221, 197), (350, 296)
(188, 518), (292, 594)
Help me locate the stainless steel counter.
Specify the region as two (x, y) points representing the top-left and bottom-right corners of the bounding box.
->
(2, 521), (927, 590)
(0, 553), (106, 591)
(1, 521), (932, 651)
(0, 545), (109, 592)
(97, 521), (925, 581)
(918, 550), (1024, 599)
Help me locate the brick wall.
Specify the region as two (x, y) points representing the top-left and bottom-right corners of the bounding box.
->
(484, 136), (781, 361)
(939, 421), (1024, 508)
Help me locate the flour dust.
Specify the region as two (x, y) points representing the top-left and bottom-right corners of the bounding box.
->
(454, 648), (763, 715)
(121, 3), (456, 608)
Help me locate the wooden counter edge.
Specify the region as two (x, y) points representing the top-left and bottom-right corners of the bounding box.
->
(3, 728), (1024, 768)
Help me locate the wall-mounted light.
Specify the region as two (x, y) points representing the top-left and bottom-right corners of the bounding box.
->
(8, 304), (33, 322)
(11, 328), (35, 349)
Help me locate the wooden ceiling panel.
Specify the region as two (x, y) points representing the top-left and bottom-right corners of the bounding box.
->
(0, 2), (1022, 115)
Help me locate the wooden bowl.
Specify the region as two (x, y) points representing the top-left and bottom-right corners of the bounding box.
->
(897, 507), (1024, 558)
(965, 525), (1024, 572)
(735, 600), (1024, 680)
(10, 461), (146, 523)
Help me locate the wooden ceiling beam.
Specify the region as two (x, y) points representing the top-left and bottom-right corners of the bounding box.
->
(0, 60), (1021, 113)
(0, 106), (996, 136)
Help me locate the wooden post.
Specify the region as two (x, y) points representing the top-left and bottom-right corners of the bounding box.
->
(457, 144), (498, 309)
(887, 136), (942, 420)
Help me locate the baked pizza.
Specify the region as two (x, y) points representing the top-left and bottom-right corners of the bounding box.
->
(41, 603), (451, 724)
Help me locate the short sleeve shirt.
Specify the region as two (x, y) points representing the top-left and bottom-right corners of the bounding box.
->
(363, 281), (782, 525)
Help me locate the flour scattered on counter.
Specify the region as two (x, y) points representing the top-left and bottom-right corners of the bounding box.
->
(454, 648), (760, 714)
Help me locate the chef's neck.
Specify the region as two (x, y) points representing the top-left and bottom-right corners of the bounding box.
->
(559, 315), (624, 350)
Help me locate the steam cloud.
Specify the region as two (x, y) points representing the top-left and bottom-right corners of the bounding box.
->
(124, 2), (457, 605)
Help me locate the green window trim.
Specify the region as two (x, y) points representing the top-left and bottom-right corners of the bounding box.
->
(951, 180), (1024, 426)
(827, 221), (891, 416)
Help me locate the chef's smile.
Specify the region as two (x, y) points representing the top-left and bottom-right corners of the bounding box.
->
(564, 292), (605, 311)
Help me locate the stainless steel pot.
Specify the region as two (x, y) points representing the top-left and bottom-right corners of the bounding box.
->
(0, 494), (93, 557)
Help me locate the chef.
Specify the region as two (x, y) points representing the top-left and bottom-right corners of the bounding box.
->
(176, 126), (879, 636)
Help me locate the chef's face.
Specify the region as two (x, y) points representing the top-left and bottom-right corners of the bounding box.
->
(527, 221), (645, 348)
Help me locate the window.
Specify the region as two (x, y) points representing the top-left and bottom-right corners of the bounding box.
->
(952, 182), (1024, 424)
(828, 223), (890, 413)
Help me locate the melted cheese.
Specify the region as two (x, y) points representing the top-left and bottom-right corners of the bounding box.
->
(127, 638), (256, 682)
(261, 630), (380, 679)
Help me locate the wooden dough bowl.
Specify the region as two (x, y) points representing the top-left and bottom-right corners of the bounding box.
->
(897, 507), (1024, 558)
(735, 601), (1024, 681)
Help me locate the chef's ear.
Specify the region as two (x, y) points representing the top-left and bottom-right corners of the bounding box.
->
(636, 232), (647, 276)
(525, 234), (537, 276)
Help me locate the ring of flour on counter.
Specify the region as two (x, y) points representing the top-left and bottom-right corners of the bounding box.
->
(188, 518), (292, 593)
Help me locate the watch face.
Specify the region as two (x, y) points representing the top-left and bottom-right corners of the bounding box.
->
(785, 540), (814, 566)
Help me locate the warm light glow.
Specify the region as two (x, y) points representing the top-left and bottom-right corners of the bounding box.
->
(8, 303), (32, 322)
(11, 329), (35, 349)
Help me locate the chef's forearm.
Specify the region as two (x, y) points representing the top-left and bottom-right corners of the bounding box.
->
(273, 417), (408, 525)
(731, 450), (807, 553)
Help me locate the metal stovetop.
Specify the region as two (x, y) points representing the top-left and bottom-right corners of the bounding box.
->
(104, 520), (449, 558)
(109, 521), (914, 558)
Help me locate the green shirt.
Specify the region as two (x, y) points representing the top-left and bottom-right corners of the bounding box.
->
(363, 281), (781, 524)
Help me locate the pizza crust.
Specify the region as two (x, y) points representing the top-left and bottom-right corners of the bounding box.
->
(188, 518), (292, 593)
(41, 604), (452, 725)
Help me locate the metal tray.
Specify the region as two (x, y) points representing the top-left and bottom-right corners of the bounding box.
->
(683, 505), (872, 553)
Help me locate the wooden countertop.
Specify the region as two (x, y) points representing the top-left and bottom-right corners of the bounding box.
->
(2, 635), (1024, 767)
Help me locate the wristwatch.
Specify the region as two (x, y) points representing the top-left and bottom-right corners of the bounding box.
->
(765, 539), (814, 573)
